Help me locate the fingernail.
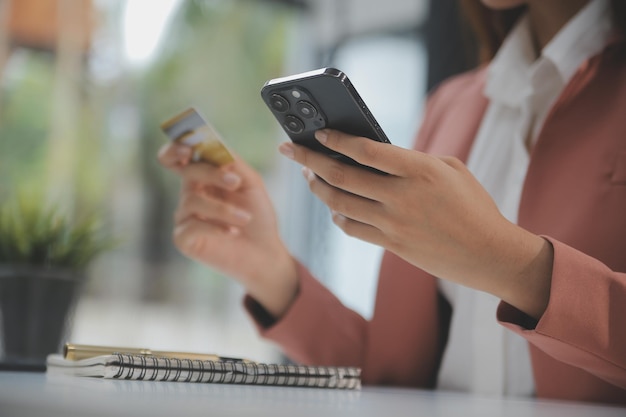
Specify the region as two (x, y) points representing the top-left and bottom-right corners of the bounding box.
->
(183, 235), (198, 251)
(279, 143), (295, 159)
(232, 208), (252, 222)
(315, 130), (328, 144)
(332, 211), (347, 224)
(222, 172), (241, 187)
(177, 146), (192, 158)
(302, 167), (315, 181)
(228, 226), (241, 236)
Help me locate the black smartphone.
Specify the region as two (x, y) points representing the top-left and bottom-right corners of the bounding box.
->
(261, 67), (390, 171)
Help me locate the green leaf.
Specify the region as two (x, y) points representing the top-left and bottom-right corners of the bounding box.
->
(0, 193), (116, 270)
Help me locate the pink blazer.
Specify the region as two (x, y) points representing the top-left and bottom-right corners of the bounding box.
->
(245, 41), (626, 405)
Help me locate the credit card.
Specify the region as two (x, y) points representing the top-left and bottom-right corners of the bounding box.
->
(161, 107), (235, 166)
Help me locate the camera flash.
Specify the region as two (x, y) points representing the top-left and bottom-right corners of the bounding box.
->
(291, 90), (301, 99)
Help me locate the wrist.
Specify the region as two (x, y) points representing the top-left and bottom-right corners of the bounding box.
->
(490, 224), (554, 320)
(246, 246), (300, 320)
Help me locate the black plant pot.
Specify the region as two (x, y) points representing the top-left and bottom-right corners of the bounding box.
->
(0, 265), (83, 366)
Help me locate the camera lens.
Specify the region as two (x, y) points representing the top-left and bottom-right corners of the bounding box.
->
(269, 94), (289, 113)
(296, 101), (317, 119)
(283, 115), (305, 134)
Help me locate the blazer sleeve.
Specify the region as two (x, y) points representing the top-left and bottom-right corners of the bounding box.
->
(497, 236), (626, 389)
(243, 262), (368, 368)
(243, 253), (445, 388)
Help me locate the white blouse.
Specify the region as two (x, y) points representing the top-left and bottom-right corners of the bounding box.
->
(436, 0), (613, 396)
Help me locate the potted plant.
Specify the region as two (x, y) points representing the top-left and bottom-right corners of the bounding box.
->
(0, 194), (114, 366)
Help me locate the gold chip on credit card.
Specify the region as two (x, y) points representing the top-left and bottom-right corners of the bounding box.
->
(161, 107), (235, 166)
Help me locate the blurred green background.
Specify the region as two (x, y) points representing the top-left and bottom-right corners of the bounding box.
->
(0, 0), (293, 293)
(0, 0), (430, 361)
(0, 0), (299, 360)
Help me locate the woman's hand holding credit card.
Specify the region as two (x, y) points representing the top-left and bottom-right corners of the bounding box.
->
(160, 107), (235, 166)
(158, 107), (299, 319)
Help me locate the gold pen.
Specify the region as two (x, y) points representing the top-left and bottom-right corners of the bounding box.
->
(64, 343), (256, 363)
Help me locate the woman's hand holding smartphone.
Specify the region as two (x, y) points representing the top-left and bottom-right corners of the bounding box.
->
(276, 100), (553, 321)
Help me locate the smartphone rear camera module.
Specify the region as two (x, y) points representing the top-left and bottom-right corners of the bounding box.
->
(283, 115), (305, 134)
(295, 101), (317, 119)
(270, 94), (290, 113)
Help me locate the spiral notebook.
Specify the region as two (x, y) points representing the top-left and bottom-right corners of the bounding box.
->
(46, 353), (361, 390)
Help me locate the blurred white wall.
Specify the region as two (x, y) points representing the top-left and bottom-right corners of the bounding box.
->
(310, 0), (428, 49)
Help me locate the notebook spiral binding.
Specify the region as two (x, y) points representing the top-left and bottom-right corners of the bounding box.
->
(107, 354), (361, 390)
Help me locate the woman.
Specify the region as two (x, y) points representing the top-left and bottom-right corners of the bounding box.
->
(158, 0), (626, 404)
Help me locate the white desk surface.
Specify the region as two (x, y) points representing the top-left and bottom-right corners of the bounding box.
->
(0, 371), (623, 417)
